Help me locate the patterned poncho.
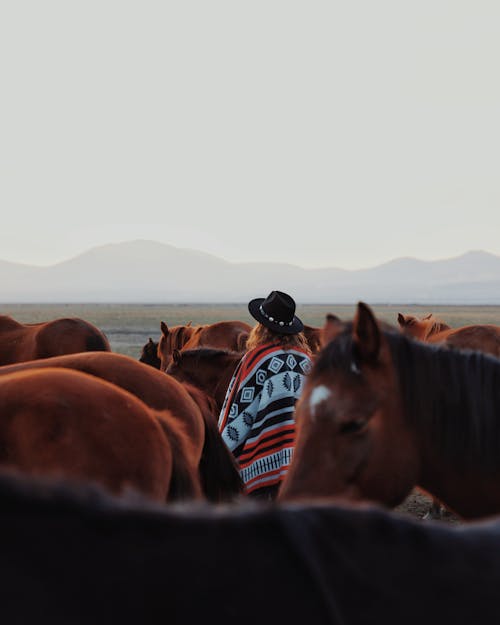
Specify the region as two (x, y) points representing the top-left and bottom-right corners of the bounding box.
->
(218, 343), (312, 495)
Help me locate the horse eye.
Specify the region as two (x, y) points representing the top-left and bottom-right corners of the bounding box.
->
(339, 419), (367, 435)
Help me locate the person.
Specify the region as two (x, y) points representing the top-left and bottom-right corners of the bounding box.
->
(218, 290), (312, 500)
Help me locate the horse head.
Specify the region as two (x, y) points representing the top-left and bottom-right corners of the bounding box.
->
(139, 338), (161, 369)
(280, 303), (419, 505)
(158, 322), (196, 371)
(398, 313), (450, 340)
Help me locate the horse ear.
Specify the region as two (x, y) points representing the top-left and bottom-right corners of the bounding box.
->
(160, 321), (169, 336)
(353, 302), (380, 365)
(423, 313), (433, 320)
(321, 314), (343, 347)
(173, 349), (182, 364)
(186, 321), (192, 327)
(148, 337), (154, 344)
(397, 313), (406, 327)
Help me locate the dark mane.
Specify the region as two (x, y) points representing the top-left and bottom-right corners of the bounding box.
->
(316, 328), (500, 474)
(180, 347), (241, 362)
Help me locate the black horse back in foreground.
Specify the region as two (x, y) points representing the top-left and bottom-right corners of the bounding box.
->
(1, 473), (500, 625)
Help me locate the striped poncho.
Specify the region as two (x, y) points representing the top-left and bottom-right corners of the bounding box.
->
(218, 343), (312, 495)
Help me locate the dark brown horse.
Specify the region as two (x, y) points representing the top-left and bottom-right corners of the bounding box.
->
(280, 302), (500, 520)
(0, 368), (178, 501)
(139, 338), (161, 368)
(5, 473), (500, 625)
(0, 352), (242, 502)
(166, 347), (242, 414)
(399, 311), (500, 518)
(0, 315), (110, 366)
(158, 320), (251, 371)
(398, 312), (500, 357)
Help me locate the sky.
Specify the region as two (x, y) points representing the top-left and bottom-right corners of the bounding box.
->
(1, 1), (499, 270)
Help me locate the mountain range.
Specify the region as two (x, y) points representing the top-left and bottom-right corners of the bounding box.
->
(1, 240), (500, 304)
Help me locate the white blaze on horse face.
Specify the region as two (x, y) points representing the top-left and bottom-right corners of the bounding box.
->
(309, 385), (332, 420)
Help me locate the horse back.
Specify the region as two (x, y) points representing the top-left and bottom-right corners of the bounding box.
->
(429, 324), (500, 356)
(190, 321), (251, 352)
(36, 318), (110, 358)
(0, 368), (172, 501)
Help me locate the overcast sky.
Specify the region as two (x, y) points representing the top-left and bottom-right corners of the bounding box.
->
(1, 1), (499, 269)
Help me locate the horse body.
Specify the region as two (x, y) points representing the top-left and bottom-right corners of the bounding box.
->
(0, 315), (110, 365)
(281, 303), (500, 519)
(158, 320), (251, 371)
(0, 352), (241, 502)
(0, 368), (172, 501)
(4, 474), (500, 624)
(398, 313), (500, 357)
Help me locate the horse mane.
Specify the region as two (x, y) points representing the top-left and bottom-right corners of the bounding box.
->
(179, 347), (241, 361)
(316, 327), (500, 474)
(422, 317), (451, 339)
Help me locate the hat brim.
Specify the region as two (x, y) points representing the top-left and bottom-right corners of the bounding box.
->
(248, 298), (304, 335)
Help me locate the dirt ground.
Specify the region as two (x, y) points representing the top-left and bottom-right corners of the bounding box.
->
(395, 489), (461, 525)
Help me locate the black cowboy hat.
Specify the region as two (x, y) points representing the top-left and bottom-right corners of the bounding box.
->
(248, 291), (304, 335)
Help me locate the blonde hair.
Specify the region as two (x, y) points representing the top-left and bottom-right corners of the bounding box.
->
(245, 323), (312, 356)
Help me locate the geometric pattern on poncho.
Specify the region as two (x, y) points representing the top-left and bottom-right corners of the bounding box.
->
(218, 343), (313, 495)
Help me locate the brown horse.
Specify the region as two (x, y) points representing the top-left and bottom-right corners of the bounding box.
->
(0, 352), (242, 501)
(0, 315), (110, 366)
(398, 313), (500, 357)
(399, 311), (500, 518)
(139, 338), (161, 369)
(303, 324), (323, 354)
(397, 313), (450, 340)
(280, 302), (500, 520)
(0, 368), (180, 501)
(158, 320), (251, 371)
(166, 347), (242, 414)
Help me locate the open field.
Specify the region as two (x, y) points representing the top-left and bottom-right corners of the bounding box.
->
(2, 303), (500, 359)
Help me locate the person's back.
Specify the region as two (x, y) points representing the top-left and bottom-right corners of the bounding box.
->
(218, 291), (312, 499)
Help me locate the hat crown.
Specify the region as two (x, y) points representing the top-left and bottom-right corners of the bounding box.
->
(261, 290), (296, 324)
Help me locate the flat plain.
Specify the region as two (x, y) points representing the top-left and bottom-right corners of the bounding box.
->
(2, 303), (500, 359)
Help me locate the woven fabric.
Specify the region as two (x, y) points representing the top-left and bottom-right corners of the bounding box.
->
(218, 343), (312, 494)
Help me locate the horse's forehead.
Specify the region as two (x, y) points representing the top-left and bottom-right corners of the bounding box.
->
(309, 385), (332, 407)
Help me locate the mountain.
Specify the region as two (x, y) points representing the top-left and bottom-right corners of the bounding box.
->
(1, 241), (500, 303)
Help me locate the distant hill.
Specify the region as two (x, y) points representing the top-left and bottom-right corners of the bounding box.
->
(1, 241), (500, 304)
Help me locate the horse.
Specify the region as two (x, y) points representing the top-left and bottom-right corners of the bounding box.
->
(399, 312), (500, 518)
(0, 368), (192, 501)
(397, 313), (450, 340)
(0, 314), (110, 365)
(139, 337), (161, 368)
(166, 347), (242, 414)
(303, 324), (323, 354)
(398, 312), (500, 357)
(0, 352), (242, 502)
(280, 302), (500, 520)
(158, 320), (251, 371)
(4, 472), (500, 625)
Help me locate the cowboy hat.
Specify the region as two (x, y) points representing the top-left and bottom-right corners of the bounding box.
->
(248, 290), (303, 335)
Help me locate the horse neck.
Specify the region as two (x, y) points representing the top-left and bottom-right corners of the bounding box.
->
(388, 332), (500, 477)
(423, 320), (450, 339)
(213, 357), (241, 410)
